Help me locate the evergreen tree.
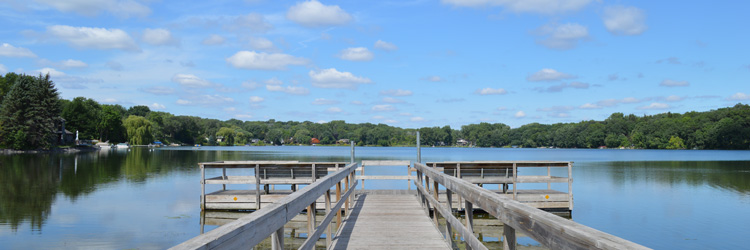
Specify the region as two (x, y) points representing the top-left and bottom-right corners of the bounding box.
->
(0, 74), (61, 149)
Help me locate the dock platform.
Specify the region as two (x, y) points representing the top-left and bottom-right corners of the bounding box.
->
(331, 193), (449, 249)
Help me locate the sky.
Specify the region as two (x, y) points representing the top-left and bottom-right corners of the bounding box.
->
(0, 0), (748, 129)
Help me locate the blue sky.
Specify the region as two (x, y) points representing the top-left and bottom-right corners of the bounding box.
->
(1, 0), (748, 128)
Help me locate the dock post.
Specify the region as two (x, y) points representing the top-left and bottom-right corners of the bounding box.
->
(271, 226), (284, 250)
(200, 163), (205, 210)
(255, 164), (261, 210)
(464, 200), (474, 250)
(325, 189), (332, 247)
(503, 224), (516, 250)
(445, 189), (455, 247)
(416, 131), (421, 163)
(350, 141), (355, 163)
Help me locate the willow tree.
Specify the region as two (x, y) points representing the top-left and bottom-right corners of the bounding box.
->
(123, 115), (153, 145)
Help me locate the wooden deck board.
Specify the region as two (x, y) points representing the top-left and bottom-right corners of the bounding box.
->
(331, 194), (449, 250)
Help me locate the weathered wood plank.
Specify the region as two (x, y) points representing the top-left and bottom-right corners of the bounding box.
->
(330, 194), (450, 249)
(414, 163), (649, 250)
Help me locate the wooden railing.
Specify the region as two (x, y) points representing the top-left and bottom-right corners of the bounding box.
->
(358, 160), (413, 190)
(413, 162), (650, 250)
(172, 162), (358, 250)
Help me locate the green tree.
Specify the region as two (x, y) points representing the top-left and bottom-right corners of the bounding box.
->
(127, 105), (151, 117)
(123, 115), (153, 145)
(0, 74), (61, 149)
(61, 97), (101, 139)
(216, 127), (236, 146)
(98, 105), (125, 142)
(666, 136), (686, 149)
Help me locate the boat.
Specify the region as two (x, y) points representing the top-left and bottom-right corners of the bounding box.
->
(115, 143), (129, 149)
(96, 142), (112, 149)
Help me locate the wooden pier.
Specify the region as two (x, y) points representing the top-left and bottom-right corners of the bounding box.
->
(174, 138), (648, 250)
(330, 193), (449, 249)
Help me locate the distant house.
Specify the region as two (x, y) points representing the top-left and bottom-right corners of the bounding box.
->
(250, 139), (260, 144)
(337, 139), (350, 144)
(216, 136), (225, 143)
(311, 138), (321, 144)
(456, 139), (469, 147)
(55, 129), (74, 145)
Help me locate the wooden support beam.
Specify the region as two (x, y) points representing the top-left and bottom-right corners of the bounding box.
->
(271, 226), (283, 250)
(503, 224), (516, 250)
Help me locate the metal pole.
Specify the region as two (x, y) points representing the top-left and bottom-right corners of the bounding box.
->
(350, 141), (355, 163)
(416, 131), (421, 163)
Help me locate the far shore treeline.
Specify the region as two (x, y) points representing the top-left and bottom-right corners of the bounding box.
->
(1, 72), (749, 150)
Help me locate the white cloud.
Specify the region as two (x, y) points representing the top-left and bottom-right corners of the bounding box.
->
(242, 81), (261, 90)
(579, 103), (600, 109)
(660, 79), (689, 87)
(266, 85), (310, 95)
(59, 59), (88, 69)
(621, 97), (641, 103)
(411, 117), (425, 122)
(287, 0), (352, 27)
(374, 40), (398, 51)
(35, 67), (66, 77)
(514, 111), (526, 118)
(665, 95), (683, 102)
(249, 37), (275, 51)
(47, 25), (139, 51)
(226, 51), (308, 70)
(33, 0), (151, 18)
(603, 6), (647, 36)
(423, 76), (442, 82)
(380, 89), (413, 96)
(142, 28), (178, 46)
(350, 100), (364, 105)
(176, 95), (234, 106)
(372, 115), (385, 120)
(265, 77), (283, 85)
(382, 97), (405, 103)
(0, 43), (37, 57)
(230, 13), (273, 32)
(312, 98), (339, 105)
(536, 81), (589, 92)
(326, 107), (343, 113)
(527, 68), (575, 82)
(202, 34), (226, 45)
(39, 59), (88, 69)
(236, 114), (253, 119)
(150, 103), (166, 110)
(249, 96), (264, 103)
(535, 23), (588, 50)
(338, 47), (374, 61)
(309, 68), (371, 89)
(372, 104), (396, 112)
(475, 87), (507, 95)
(637, 102), (670, 110)
(441, 0), (593, 14)
(727, 92), (750, 101)
(141, 86), (175, 95)
(171, 74), (218, 88)
(0, 64), (7, 74)
(176, 99), (191, 105)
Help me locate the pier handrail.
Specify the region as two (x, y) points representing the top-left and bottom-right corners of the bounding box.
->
(413, 162), (650, 250)
(173, 162), (359, 250)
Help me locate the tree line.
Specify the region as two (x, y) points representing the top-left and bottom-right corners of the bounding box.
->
(1, 72), (749, 150)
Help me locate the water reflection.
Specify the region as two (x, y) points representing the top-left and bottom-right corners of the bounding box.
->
(595, 161), (750, 195)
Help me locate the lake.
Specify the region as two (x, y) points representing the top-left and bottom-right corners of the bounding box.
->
(1, 146), (749, 249)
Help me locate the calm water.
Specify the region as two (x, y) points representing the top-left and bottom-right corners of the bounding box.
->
(1, 146), (749, 249)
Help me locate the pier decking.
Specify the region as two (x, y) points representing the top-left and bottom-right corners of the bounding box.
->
(175, 140), (648, 250)
(330, 193), (449, 249)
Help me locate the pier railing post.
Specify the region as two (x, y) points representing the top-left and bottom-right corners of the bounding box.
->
(445, 189), (455, 247)
(200, 164), (205, 210)
(503, 224), (516, 250)
(416, 131), (421, 163)
(350, 141), (355, 163)
(464, 200), (474, 250)
(336, 181), (342, 226)
(325, 189), (332, 247)
(271, 226), (284, 250)
(433, 180), (439, 226)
